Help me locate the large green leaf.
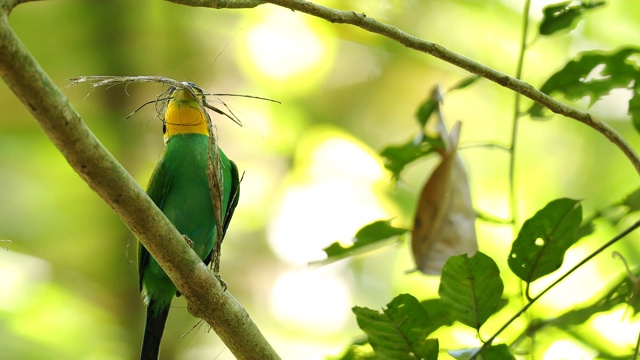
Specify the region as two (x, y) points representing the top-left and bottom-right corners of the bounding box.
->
(528, 47), (640, 130)
(539, 1), (605, 36)
(353, 294), (439, 360)
(314, 220), (409, 265)
(508, 198), (582, 283)
(438, 252), (504, 330)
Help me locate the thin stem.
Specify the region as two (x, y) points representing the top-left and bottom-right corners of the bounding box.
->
(509, 0), (531, 229)
(470, 219), (640, 359)
(511, 0), (532, 351)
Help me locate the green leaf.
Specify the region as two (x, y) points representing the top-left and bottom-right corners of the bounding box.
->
(353, 294), (439, 360)
(539, 1), (605, 36)
(416, 97), (438, 128)
(623, 187), (640, 212)
(508, 198), (582, 283)
(528, 47), (640, 120)
(448, 343), (516, 360)
(577, 186), (640, 240)
(380, 134), (442, 180)
(419, 299), (455, 335)
(630, 79), (640, 133)
(315, 220), (409, 265)
(438, 252), (504, 330)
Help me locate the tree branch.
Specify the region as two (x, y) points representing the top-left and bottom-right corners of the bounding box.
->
(166, 0), (640, 176)
(0, 4), (279, 360)
(166, 0), (263, 9)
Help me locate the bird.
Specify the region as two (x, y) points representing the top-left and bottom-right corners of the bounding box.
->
(137, 84), (240, 360)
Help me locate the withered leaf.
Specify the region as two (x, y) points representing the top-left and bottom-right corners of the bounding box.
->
(411, 121), (477, 275)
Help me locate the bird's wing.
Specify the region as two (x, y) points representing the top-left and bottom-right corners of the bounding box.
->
(138, 159), (171, 292)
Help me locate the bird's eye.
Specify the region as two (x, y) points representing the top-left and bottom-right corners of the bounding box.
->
(162, 123), (167, 134)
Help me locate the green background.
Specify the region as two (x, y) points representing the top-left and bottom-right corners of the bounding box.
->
(2, 0), (640, 359)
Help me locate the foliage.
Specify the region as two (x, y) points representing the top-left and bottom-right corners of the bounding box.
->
(330, 1), (640, 357)
(352, 294), (438, 360)
(539, 1), (605, 36)
(528, 47), (640, 131)
(438, 252), (503, 330)
(316, 220), (409, 265)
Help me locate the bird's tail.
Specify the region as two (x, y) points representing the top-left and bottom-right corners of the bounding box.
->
(140, 299), (170, 360)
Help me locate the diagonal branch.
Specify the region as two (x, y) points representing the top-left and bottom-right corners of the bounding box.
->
(166, 0), (640, 176)
(0, 3), (279, 360)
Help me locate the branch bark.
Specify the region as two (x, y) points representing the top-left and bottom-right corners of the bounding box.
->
(167, 0), (640, 176)
(0, 4), (279, 360)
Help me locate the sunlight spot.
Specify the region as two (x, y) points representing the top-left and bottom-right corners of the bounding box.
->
(590, 307), (640, 348)
(543, 340), (596, 359)
(269, 269), (350, 332)
(267, 128), (391, 265)
(244, 9), (331, 81)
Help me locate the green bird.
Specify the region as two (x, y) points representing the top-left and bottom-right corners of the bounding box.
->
(138, 84), (240, 360)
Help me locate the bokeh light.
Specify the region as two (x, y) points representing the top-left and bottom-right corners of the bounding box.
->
(267, 126), (392, 265)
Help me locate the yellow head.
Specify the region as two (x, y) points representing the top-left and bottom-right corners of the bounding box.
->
(163, 86), (209, 141)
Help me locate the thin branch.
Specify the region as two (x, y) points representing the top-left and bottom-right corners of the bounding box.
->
(167, 0), (640, 176)
(509, 0), (531, 229)
(0, 3), (279, 360)
(167, 0), (263, 8)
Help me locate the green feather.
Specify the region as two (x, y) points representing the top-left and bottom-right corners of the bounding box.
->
(138, 132), (239, 359)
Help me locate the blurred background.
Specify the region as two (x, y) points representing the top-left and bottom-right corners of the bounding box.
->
(2, 0), (640, 359)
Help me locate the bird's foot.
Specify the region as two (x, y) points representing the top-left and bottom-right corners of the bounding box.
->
(215, 273), (228, 292)
(182, 235), (194, 248)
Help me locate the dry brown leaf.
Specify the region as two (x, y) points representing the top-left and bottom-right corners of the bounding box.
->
(411, 121), (477, 275)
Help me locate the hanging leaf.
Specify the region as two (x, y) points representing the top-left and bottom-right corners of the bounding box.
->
(411, 121), (478, 275)
(508, 198), (582, 284)
(528, 47), (640, 131)
(312, 220), (409, 265)
(438, 252), (504, 330)
(353, 294), (439, 360)
(539, 1), (606, 36)
(416, 96), (439, 128)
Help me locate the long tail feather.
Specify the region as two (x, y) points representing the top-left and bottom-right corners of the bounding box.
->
(140, 300), (170, 360)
